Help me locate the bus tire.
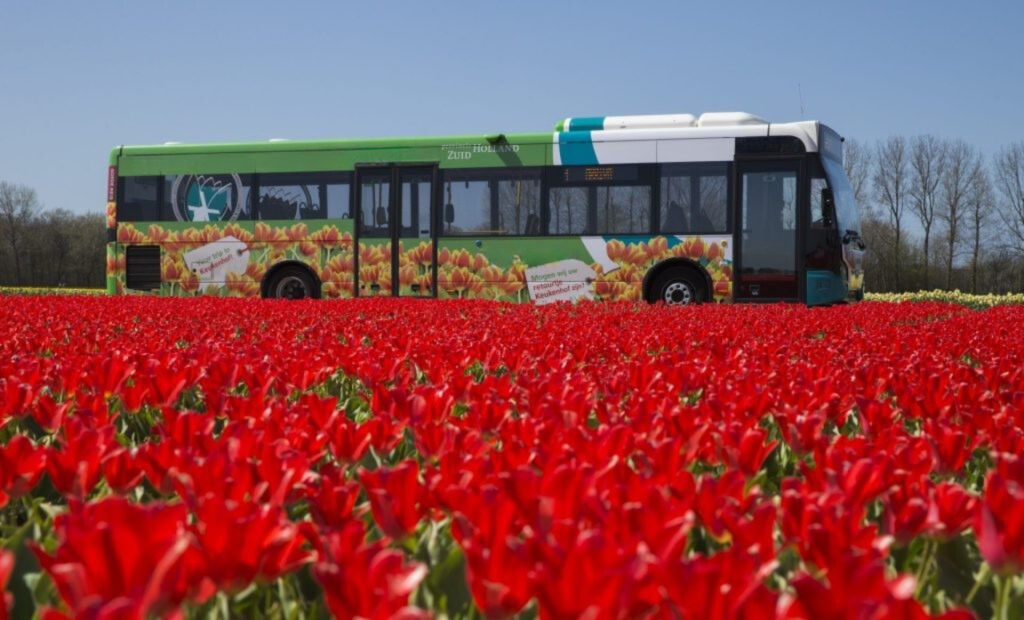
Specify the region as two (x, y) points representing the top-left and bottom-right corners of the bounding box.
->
(649, 268), (706, 306)
(265, 265), (318, 300)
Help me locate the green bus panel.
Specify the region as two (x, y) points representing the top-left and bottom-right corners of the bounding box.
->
(116, 137), (551, 177)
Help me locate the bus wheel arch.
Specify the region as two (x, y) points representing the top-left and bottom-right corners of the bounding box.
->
(643, 259), (711, 306)
(262, 261), (322, 300)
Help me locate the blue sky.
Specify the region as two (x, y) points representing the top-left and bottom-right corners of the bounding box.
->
(1, 1), (1020, 214)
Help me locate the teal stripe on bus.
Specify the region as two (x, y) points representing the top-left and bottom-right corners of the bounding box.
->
(558, 131), (599, 165)
(566, 117), (605, 132)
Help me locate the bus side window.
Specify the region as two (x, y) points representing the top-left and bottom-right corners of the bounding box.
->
(259, 174), (317, 221)
(118, 176), (161, 222)
(438, 169), (542, 236)
(325, 182), (351, 219)
(442, 173), (491, 235)
(698, 174), (728, 232)
(257, 172), (351, 221)
(594, 186), (651, 235)
(810, 176), (829, 228)
(660, 170), (692, 233)
(496, 174), (541, 235)
(659, 163), (729, 234)
(548, 187), (589, 235)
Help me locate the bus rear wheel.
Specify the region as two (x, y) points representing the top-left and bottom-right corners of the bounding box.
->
(267, 266), (316, 300)
(650, 269), (706, 306)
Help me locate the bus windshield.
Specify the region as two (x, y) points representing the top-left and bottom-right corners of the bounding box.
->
(821, 156), (861, 234)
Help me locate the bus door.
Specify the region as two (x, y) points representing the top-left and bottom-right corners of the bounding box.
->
(734, 160), (802, 302)
(355, 165), (437, 297)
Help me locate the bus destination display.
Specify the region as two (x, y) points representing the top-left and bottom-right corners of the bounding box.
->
(562, 165), (638, 183)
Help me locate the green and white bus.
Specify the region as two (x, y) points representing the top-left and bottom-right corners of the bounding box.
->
(106, 111), (865, 305)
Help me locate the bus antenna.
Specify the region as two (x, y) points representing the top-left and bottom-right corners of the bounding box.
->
(798, 83), (805, 119)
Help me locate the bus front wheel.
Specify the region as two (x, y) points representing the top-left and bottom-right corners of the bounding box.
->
(266, 266), (316, 300)
(650, 269), (706, 307)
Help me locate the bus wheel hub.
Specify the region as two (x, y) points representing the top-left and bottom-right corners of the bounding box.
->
(664, 282), (692, 306)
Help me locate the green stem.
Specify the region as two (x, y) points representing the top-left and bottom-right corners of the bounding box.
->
(994, 575), (1005, 620)
(914, 539), (936, 599)
(966, 563), (991, 605)
(994, 574), (1012, 620)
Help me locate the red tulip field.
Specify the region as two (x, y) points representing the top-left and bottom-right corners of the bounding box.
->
(1, 296), (1023, 619)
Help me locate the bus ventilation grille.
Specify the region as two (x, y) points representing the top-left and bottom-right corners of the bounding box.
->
(125, 245), (162, 291)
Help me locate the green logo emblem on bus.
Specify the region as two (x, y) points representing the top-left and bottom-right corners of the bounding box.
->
(170, 174), (246, 222)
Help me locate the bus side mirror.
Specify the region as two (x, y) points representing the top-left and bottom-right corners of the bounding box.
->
(445, 203), (455, 225)
(821, 188), (835, 226)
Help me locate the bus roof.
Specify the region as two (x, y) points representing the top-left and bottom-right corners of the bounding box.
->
(113, 132), (552, 159)
(110, 113), (826, 172)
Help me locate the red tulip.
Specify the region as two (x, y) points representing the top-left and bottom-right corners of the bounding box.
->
(781, 482), (881, 574)
(101, 448), (145, 495)
(301, 393), (341, 431)
(330, 417), (380, 464)
(312, 520), (429, 620)
(190, 495), (313, 593)
(32, 498), (200, 618)
(833, 454), (893, 508)
(784, 554), (906, 619)
(736, 425), (778, 479)
(255, 439), (313, 505)
(0, 549), (12, 620)
(926, 421), (980, 476)
(663, 547), (779, 619)
(359, 460), (427, 539)
(310, 463), (362, 530)
(138, 438), (181, 495)
(785, 551), (976, 620)
(142, 360), (190, 408)
(0, 435), (46, 507)
(45, 419), (114, 499)
(884, 480), (934, 545)
(694, 470), (760, 543)
(31, 393), (70, 433)
(528, 528), (626, 618)
(450, 486), (532, 618)
(0, 379), (35, 421)
(85, 355), (131, 397)
(974, 454), (1024, 575)
(932, 481), (977, 541)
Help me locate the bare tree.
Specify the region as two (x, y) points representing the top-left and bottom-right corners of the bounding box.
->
(0, 181), (41, 285)
(967, 164), (995, 293)
(860, 207), (897, 291)
(843, 138), (873, 206)
(939, 140), (978, 289)
(43, 209), (75, 286)
(872, 136), (910, 291)
(995, 142), (1024, 256)
(907, 135), (948, 289)
(69, 213), (107, 288)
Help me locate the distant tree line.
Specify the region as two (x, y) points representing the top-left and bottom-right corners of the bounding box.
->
(847, 138), (1024, 294)
(0, 181), (106, 288)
